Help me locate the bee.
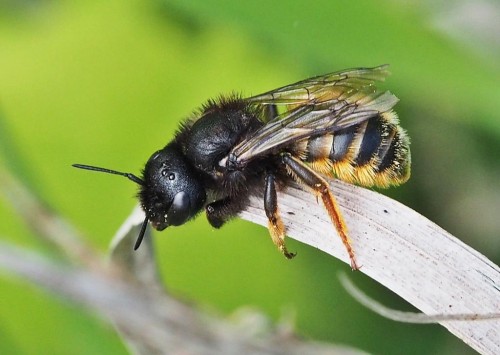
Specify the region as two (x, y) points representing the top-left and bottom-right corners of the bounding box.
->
(74, 65), (410, 270)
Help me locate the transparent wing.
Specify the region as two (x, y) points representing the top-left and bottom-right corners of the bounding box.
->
(231, 65), (399, 165)
(247, 65), (392, 109)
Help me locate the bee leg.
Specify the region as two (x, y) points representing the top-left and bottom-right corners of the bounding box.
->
(265, 172), (296, 259)
(282, 153), (359, 270)
(206, 198), (232, 228)
(206, 197), (248, 229)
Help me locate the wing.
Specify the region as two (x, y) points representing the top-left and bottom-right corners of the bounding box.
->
(230, 65), (399, 166)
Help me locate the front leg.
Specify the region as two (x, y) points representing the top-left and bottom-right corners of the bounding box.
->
(206, 197), (246, 228)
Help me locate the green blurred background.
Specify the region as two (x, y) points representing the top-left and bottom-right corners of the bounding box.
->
(1, 0), (498, 354)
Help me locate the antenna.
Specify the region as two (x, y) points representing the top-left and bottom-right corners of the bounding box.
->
(72, 164), (144, 185)
(73, 163), (149, 250)
(134, 216), (149, 250)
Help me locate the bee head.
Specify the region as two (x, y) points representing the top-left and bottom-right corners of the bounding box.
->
(140, 143), (206, 232)
(72, 143), (206, 250)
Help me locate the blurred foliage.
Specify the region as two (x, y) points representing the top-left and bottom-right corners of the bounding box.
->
(0, 0), (498, 354)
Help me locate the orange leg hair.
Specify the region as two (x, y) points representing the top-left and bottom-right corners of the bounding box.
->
(264, 172), (296, 259)
(282, 153), (359, 270)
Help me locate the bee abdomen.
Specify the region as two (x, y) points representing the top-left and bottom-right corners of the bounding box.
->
(302, 112), (411, 188)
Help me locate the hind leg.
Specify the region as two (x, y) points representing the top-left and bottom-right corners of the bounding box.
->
(282, 153), (359, 270)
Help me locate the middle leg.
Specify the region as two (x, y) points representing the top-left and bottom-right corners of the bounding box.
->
(264, 172), (296, 259)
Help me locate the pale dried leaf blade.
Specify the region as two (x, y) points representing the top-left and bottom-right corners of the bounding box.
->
(338, 272), (500, 323)
(239, 180), (500, 355)
(109, 205), (163, 291)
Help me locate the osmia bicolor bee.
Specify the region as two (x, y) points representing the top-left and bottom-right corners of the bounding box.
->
(74, 65), (411, 270)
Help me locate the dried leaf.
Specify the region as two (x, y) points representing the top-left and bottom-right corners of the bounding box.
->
(240, 181), (500, 354)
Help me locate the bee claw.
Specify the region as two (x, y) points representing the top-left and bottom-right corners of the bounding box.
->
(350, 258), (361, 271)
(280, 246), (296, 259)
